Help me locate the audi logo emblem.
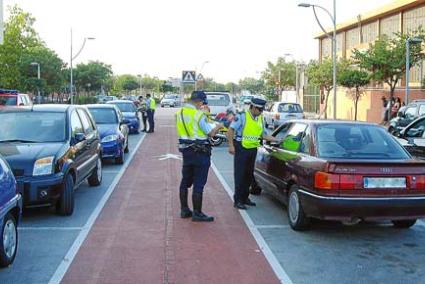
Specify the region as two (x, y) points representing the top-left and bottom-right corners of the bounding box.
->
(381, 168), (392, 173)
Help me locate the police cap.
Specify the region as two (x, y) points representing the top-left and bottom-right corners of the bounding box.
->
(251, 98), (267, 109)
(191, 91), (208, 105)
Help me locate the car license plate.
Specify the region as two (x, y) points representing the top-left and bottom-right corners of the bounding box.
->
(363, 177), (406, 189)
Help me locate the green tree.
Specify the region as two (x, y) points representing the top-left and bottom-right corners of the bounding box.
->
(74, 61), (113, 94)
(262, 57), (296, 100)
(21, 45), (66, 95)
(0, 5), (41, 89)
(338, 67), (370, 121)
(238, 77), (264, 94)
(353, 29), (425, 110)
(306, 59), (347, 119)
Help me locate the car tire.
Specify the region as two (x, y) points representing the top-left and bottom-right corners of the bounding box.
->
(57, 174), (75, 216)
(392, 219), (416, 228)
(124, 138), (129, 153)
(249, 179), (262, 195)
(208, 136), (223, 147)
(287, 186), (310, 231)
(0, 213), (18, 267)
(115, 151), (124, 165)
(161, 105), (164, 108)
(88, 156), (102, 186)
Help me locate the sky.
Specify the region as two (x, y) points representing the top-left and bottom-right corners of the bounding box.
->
(3, 0), (394, 83)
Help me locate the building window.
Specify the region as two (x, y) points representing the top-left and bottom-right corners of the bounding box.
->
(322, 37), (332, 58)
(403, 5), (425, 33)
(361, 21), (378, 44)
(380, 14), (400, 38)
(346, 27), (360, 49)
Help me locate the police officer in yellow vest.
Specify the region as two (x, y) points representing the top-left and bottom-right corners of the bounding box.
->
(227, 98), (281, 210)
(176, 91), (223, 222)
(146, 93), (156, 133)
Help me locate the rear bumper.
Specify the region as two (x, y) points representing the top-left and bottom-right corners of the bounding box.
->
(16, 173), (64, 207)
(298, 189), (425, 221)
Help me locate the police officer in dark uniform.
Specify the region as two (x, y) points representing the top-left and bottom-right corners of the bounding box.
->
(227, 98), (281, 209)
(176, 91), (223, 222)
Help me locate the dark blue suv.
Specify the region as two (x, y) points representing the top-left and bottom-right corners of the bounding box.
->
(0, 105), (102, 216)
(0, 154), (22, 267)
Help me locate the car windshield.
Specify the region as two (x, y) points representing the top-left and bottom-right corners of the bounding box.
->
(0, 96), (17, 106)
(164, 95), (175, 99)
(88, 108), (118, 124)
(112, 102), (136, 112)
(316, 124), (410, 159)
(278, 103), (302, 113)
(0, 112), (66, 142)
(207, 94), (230, 106)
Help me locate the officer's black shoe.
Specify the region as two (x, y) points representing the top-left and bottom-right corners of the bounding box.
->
(180, 208), (192, 218)
(141, 129), (146, 132)
(192, 192), (214, 222)
(244, 198), (256, 206)
(192, 211), (214, 222)
(234, 202), (247, 210)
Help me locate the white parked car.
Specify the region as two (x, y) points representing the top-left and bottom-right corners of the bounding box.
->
(161, 94), (181, 107)
(205, 92), (235, 117)
(263, 102), (304, 129)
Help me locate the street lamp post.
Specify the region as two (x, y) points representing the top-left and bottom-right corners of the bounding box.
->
(405, 37), (422, 105)
(299, 1), (337, 119)
(70, 28), (95, 104)
(195, 60), (209, 91)
(30, 62), (41, 104)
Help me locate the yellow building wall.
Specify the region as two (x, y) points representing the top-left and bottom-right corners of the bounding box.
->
(325, 88), (373, 121)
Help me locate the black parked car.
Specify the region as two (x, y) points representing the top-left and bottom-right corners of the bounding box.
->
(388, 100), (425, 135)
(394, 115), (425, 160)
(0, 105), (102, 216)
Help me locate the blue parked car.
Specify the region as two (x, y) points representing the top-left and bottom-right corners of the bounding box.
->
(0, 154), (22, 267)
(87, 104), (129, 164)
(0, 105), (102, 216)
(106, 100), (140, 133)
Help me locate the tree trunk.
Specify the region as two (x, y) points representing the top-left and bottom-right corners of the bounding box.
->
(354, 87), (359, 121)
(319, 89), (331, 119)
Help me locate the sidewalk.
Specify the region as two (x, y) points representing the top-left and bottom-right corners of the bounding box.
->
(62, 109), (279, 284)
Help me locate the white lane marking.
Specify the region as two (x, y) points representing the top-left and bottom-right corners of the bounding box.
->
(211, 162), (293, 284)
(255, 225), (290, 229)
(48, 134), (147, 284)
(19, 227), (83, 231)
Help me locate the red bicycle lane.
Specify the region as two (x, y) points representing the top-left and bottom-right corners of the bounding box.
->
(62, 110), (280, 284)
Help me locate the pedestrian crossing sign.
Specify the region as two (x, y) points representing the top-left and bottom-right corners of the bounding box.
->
(182, 71), (196, 83)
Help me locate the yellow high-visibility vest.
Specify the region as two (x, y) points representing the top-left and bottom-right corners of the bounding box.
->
(149, 98), (156, 109)
(176, 107), (208, 141)
(242, 110), (263, 149)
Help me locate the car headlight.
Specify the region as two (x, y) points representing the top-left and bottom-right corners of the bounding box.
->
(33, 156), (54, 176)
(102, 135), (118, 143)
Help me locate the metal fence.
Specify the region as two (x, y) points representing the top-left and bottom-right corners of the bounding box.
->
(303, 85), (320, 113)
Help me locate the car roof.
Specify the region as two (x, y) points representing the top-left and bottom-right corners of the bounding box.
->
(86, 104), (117, 109)
(106, 100), (133, 104)
(287, 119), (379, 127)
(0, 104), (86, 113)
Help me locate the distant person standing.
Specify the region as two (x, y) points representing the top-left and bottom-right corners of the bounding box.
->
(392, 97), (401, 119)
(146, 94), (156, 133)
(380, 96), (388, 125)
(138, 95), (148, 132)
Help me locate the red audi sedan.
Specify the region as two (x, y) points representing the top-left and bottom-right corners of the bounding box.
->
(253, 120), (425, 231)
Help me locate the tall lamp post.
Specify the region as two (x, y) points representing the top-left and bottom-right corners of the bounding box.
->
(195, 60), (209, 91)
(30, 62), (41, 104)
(299, 1), (337, 119)
(405, 37), (422, 105)
(70, 29), (95, 104)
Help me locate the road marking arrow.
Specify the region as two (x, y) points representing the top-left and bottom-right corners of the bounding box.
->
(156, 153), (182, 161)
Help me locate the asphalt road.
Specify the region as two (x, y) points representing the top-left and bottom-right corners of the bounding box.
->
(212, 145), (425, 284)
(0, 132), (145, 284)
